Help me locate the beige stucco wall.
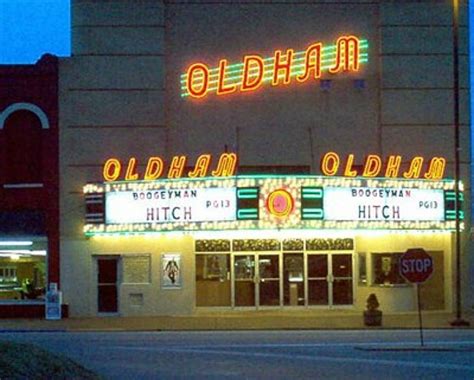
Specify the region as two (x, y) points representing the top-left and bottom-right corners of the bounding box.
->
(61, 235), (195, 317)
(59, 0), (166, 241)
(354, 233), (452, 313)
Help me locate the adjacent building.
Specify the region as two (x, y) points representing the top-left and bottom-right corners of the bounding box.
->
(0, 54), (60, 317)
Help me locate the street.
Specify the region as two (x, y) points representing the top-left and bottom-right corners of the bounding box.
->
(0, 329), (473, 379)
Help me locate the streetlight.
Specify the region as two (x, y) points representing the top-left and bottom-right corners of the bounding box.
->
(450, 0), (470, 327)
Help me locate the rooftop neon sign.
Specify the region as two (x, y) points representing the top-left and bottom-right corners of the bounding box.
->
(181, 35), (368, 99)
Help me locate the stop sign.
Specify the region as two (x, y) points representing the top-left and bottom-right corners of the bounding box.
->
(399, 248), (433, 283)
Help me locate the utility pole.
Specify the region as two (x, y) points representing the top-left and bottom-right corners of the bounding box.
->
(450, 0), (470, 327)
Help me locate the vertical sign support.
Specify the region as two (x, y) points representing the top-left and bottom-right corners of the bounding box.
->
(400, 248), (433, 347)
(416, 284), (424, 347)
(450, 0), (470, 328)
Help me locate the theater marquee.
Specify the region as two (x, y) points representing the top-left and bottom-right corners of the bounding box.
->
(84, 175), (463, 236)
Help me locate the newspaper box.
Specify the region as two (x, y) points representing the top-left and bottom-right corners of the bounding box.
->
(45, 283), (62, 320)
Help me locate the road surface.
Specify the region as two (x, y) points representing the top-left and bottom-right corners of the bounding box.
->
(1, 329), (473, 379)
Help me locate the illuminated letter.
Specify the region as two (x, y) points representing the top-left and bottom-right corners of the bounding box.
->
(167, 156), (186, 179)
(103, 158), (121, 182)
(403, 156), (424, 179)
(321, 152), (340, 176)
(188, 154), (211, 178)
(344, 154), (358, 177)
(362, 155), (382, 177)
(297, 43), (322, 82)
(424, 157), (446, 180)
(384, 155), (402, 178)
(125, 157), (139, 181)
(241, 55), (264, 92)
(272, 49), (294, 86)
(186, 63), (209, 98)
(329, 35), (360, 74)
(144, 157), (164, 181)
(217, 59), (237, 96)
(211, 153), (237, 177)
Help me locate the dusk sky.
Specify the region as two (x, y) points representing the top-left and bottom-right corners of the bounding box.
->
(0, 0), (70, 64)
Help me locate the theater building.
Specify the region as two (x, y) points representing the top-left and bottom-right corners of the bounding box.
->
(59, 1), (471, 321)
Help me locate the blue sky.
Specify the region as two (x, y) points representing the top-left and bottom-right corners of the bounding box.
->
(0, 0), (70, 64)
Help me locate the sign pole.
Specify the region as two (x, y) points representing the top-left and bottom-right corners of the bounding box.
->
(416, 283), (424, 347)
(400, 248), (434, 347)
(450, 0), (470, 328)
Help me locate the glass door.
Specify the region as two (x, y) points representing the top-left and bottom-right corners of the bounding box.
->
(258, 254), (280, 307)
(307, 253), (354, 307)
(307, 254), (329, 305)
(283, 253), (304, 306)
(233, 254), (281, 308)
(332, 254), (353, 305)
(234, 254), (255, 307)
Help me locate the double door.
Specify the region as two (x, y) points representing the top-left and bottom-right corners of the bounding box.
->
(307, 254), (353, 306)
(233, 254), (280, 307)
(232, 253), (353, 308)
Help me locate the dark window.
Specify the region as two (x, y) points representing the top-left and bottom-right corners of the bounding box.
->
(4, 111), (43, 183)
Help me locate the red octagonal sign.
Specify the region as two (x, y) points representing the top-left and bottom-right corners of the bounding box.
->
(399, 248), (433, 283)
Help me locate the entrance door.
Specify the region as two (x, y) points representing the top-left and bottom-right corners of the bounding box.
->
(331, 254), (353, 305)
(258, 254), (280, 306)
(234, 255), (255, 307)
(307, 253), (353, 307)
(308, 254), (329, 305)
(97, 257), (118, 313)
(233, 254), (280, 308)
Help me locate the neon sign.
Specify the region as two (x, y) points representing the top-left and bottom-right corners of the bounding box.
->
(320, 152), (446, 180)
(266, 189), (294, 218)
(181, 36), (368, 99)
(102, 153), (237, 182)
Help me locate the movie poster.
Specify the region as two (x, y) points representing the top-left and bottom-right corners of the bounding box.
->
(161, 253), (182, 289)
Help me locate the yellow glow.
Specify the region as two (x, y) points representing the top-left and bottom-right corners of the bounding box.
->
(83, 175), (462, 236)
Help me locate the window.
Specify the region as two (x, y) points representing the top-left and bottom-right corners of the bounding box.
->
(122, 255), (150, 284)
(0, 267), (17, 284)
(4, 111), (43, 184)
(358, 252), (367, 285)
(195, 254), (230, 307)
(0, 257), (46, 301)
(372, 253), (406, 285)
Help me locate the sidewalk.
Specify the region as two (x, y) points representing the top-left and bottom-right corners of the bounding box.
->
(0, 311), (472, 332)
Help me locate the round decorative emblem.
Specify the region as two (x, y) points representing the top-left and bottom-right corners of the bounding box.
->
(266, 189), (294, 217)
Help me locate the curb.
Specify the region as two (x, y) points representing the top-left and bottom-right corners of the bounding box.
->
(354, 346), (474, 352)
